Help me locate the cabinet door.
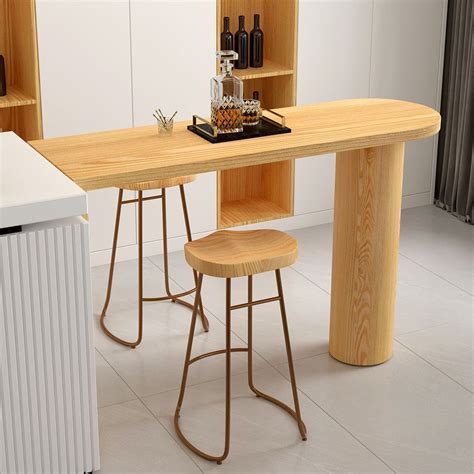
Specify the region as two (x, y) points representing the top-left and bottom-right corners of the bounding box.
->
(370, 0), (447, 197)
(130, 0), (217, 241)
(295, 0), (373, 215)
(35, 0), (136, 252)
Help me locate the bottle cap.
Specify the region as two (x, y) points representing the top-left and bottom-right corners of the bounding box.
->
(216, 50), (238, 73)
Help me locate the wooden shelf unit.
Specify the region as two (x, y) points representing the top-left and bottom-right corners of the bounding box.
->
(0, 0), (42, 140)
(216, 0), (298, 229)
(234, 59), (293, 80)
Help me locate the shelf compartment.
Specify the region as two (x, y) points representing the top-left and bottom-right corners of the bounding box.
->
(216, 1), (298, 229)
(219, 197), (292, 228)
(0, 0), (43, 140)
(234, 60), (293, 80)
(0, 86), (36, 109)
(218, 160), (294, 229)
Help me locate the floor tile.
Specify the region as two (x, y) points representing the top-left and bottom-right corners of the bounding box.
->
(281, 345), (473, 473)
(95, 351), (136, 408)
(395, 254), (473, 335)
(399, 206), (474, 295)
(149, 253), (331, 365)
(98, 399), (199, 473)
(143, 366), (392, 473)
(396, 318), (474, 392)
(223, 268), (331, 365)
(93, 204), (473, 473)
(288, 224), (333, 294)
(92, 259), (270, 398)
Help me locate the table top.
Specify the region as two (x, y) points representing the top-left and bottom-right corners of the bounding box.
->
(0, 132), (87, 228)
(29, 99), (441, 191)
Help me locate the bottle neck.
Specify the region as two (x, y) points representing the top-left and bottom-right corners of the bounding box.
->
(239, 16), (245, 30)
(223, 17), (230, 32)
(221, 60), (233, 75)
(254, 14), (260, 29)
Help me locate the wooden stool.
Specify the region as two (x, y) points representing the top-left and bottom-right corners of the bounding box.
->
(100, 176), (209, 348)
(175, 229), (307, 464)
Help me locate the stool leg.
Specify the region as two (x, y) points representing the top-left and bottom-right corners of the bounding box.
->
(174, 275), (231, 465)
(100, 189), (123, 319)
(175, 273), (204, 415)
(149, 186), (208, 331)
(247, 275), (260, 397)
(135, 190), (144, 348)
(179, 184), (209, 331)
(246, 272), (307, 441)
(275, 269), (307, 441)
(222, 278), (232, 463)
(100, 189), (144, 348)
(161, 187), (173, 299)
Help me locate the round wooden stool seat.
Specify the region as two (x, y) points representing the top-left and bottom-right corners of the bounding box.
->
(119, 175), (196, 191)
(185, 229), (298, 278)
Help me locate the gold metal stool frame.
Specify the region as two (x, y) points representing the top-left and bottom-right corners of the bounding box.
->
(100, 185), (209, 348)
(175, 270), (307, 464)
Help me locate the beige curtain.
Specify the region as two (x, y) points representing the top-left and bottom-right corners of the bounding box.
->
(435, 0), (473, 223)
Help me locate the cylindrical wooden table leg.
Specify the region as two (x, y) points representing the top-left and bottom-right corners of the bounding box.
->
(329, 143), (405, 366)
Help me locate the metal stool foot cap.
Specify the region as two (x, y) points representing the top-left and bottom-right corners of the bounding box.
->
(217, 461), (222, 465)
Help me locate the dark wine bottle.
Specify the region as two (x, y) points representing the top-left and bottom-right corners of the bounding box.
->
(234, 15), (248, 69)
(253, 91), (259, 100)
(220, 17), (233, 51)
(250, 14), (263, 68)
(0, 55), (6, 97)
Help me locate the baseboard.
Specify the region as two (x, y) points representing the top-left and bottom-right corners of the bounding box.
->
(401, 191), (431, 209)
(89, 192), (431, 267)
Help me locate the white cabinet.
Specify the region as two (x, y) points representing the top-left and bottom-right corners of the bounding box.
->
(130, 0), (215, 125)
(130, 0), (217, 242)
(35, 0), (136, 253)
(296, 0), (446, 214)
(370, 0), (447, 196)
(1, 218), (100, 474)
(295, 0), (373, 215)
(140, 173), (217, 244)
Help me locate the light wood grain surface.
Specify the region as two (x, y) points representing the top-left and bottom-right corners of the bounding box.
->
(218, 161), (294, 228)
(329, 143), (404, 366)
(185, 229), (298, 278)
(0, 86), (36, 108)
(29, 99), (440, 191)
(120, 175), (196, 191)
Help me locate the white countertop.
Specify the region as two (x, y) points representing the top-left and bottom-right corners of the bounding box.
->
(0, 132), (87, 228)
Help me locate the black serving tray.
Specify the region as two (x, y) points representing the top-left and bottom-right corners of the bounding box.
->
(187, 113), (291, 144)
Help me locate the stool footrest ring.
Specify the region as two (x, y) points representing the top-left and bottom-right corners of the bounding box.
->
(175, 346), (307, 463)
(142, 287), (196, 301)
(189, 347), (248, 365)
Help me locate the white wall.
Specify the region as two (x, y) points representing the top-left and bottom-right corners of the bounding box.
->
(35, 0), (447, 266)
(296, 0), (447, 222)
(35, 0), (137, 258)
(369, 0), (447, 198)
(129, 0), (217, 247)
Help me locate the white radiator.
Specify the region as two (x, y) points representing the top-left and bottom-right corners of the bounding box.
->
(1, 218), (100, 474)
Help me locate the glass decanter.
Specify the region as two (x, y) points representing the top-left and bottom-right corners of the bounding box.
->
(211, 50), (243, 134)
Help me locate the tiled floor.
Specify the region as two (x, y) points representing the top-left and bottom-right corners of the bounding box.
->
(91, 205), (473, 473)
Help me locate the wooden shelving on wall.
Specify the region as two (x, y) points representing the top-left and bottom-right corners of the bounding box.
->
(0, 0), (43, 140)
(216, 0), (298, 229)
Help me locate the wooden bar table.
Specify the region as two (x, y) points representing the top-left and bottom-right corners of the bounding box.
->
(30, 99), (441, 366)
